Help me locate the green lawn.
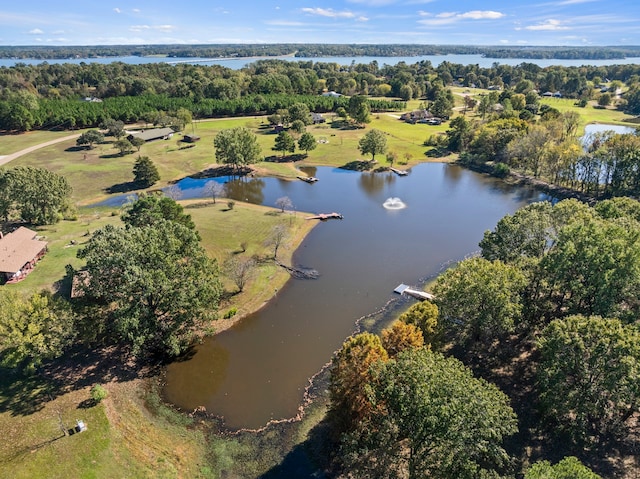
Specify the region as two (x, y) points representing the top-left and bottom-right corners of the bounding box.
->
(0, 130), (86, 156)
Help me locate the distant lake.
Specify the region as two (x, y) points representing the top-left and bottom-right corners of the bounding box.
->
(1, 54), (640, 69)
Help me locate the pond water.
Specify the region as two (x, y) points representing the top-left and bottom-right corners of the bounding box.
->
(163, 163), (548, 430)
(582, 123), (637, 147)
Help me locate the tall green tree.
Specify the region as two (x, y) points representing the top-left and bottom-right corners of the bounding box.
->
(537, 315), (640, 443)
(0, 290), (75, 372)
(288, 102), (311, 125)
(525, 456), (600, 479)
(5, 166), (72, 225)
(348, 95), (371, 124)
(114, 138), (133, 156)
(397, 300), (439, 345)
(76, 221), (222, 356)
(132, 155), (160, 187)
(537, 216), (640, 321)
(273, 131), (295, 158)
(76, 129), (104, 149)
(213, 127), (262, 171)
(358, 129), (387, 162)
(298, 132), (317, 156)
(122, 194), (197, 233)
(433, 257), (527, 345)
(329, 332), (388, 431)
(340, 348), (518, 479)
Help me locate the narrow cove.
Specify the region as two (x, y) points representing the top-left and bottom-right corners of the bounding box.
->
(163, 163), (548, 430)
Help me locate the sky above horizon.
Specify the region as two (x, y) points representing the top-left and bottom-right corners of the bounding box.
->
(1, 0), (639, 47)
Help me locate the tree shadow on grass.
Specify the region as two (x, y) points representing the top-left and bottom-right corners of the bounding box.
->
(0, 344), (162, 417)
(264, 154), (306, 163)
(105, 181), (143, 194)
(0, 368), (55, 417)
(65, 145), (89, 152)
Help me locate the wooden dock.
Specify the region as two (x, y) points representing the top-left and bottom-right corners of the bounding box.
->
(305, 212), (344, 221)
(394, 283), (435, 301)
(390, 167), (408, 176)
(298, 176), (319, 183)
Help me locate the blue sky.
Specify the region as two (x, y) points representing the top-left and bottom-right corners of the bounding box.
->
(1, 0), (639, 46)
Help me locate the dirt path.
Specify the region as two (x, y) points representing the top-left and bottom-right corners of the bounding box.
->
(0, 133), (81, 167)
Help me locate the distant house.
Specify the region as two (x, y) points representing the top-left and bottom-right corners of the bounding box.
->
(127, 127), (175, 142)
(400, 109), (434, 124)
(542, 91), (554, 97)
(273, 123), (284, 133)
(0, 227), (48, 283)
(182, 133), (201, 143)
(322, 91), (342, 97)
(82, 96), (103, 102)
(311, 113), (325, 124)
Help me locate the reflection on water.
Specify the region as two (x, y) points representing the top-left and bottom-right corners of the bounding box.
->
(164, 163), (549, 430)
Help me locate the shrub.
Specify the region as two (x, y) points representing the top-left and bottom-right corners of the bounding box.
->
(227, 201), (235, 210)
(493, 162), (510, 178)
(90, 384), (108, 403)
(224, 307), (238, 319)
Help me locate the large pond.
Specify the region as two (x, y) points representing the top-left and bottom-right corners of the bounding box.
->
(162, 163), (547, 430)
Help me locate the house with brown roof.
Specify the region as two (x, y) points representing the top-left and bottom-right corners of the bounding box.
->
(0, 227), (48, 283)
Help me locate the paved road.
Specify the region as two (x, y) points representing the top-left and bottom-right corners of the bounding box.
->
(0, 133), (81, 167)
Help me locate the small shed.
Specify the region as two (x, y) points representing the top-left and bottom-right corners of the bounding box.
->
(311, 113), (325, 124)
(182, 134), (201, 143)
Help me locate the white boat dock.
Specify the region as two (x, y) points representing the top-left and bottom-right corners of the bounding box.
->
(394, 283), (435, 301)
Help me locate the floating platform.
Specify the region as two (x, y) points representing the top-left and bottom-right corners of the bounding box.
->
(298, 176), (319, 183)
(394, 283), (435, 301)
(305, 212), (344, 221)
(390, 167), (408, 176)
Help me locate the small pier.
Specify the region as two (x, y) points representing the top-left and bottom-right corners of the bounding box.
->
(394, 283), (435, 301)
(298, 176), (319, 183)
(305, 212), (344, 221)
(390, 167), (408, 176)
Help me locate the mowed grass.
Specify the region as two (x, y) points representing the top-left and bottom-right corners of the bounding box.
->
(182, 199), (316, 322)
(0, 130), (86, 156)
(7, 112), (450, 205)
(0, 374), (210, 479)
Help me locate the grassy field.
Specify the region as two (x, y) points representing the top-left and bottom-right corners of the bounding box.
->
(0, 130), (87, 156)
(6, 113), (451, 206)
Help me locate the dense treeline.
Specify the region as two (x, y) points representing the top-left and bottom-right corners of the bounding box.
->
(3, 57), (640, 133)
(1, 44), (639, 60)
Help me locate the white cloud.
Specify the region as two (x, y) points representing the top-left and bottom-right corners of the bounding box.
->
(129, 24), (176, 33)
(418, 10), (505, 25)
(113, 8), (122, 14)
(301, 8), (356, 18)
(524, 19), (570, 31)
(132, 8), (140, 13)
(459, 11), (504, 20)
(357, 16), (369, 22)
(28, 28), (44, 34)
